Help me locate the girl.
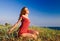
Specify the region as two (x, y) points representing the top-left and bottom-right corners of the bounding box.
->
(8, 7), (39, 40)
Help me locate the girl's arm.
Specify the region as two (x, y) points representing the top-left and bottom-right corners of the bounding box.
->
(8, 17), (22, 34)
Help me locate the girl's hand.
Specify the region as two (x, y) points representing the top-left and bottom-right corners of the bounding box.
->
(7, 29), (12, 35)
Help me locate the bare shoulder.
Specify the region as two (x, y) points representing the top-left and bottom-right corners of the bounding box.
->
(22, 15), (25, 17)
(22, 15), (26, 17)
(22, 15), (29, 19)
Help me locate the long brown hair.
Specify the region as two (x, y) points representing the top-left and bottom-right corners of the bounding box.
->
(18, 7), (27, 20)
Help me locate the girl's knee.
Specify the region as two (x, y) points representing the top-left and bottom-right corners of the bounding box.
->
(33, 31), (39, 35)
(32, 34), (37, 40)
(36, 31), (39, 35)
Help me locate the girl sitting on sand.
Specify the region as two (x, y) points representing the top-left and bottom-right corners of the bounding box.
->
(8, 7), (39, 40)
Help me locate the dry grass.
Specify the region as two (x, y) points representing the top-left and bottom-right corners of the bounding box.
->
(0, 25), (60, 41)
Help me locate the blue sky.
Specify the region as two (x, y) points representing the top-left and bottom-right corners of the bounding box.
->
(0, 0), (60, 27)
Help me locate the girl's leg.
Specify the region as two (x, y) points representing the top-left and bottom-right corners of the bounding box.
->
(20, 33), (37, 40)
(27, 30), (39, 36)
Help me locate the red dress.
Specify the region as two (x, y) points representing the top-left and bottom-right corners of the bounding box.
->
(18, 15), (30, 37)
